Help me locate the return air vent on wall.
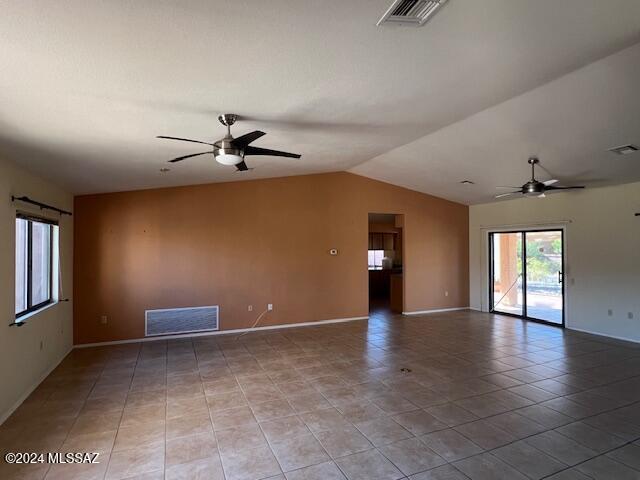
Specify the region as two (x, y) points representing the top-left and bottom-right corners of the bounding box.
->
(145, 305), (219, 336)
(377, 0), (448, 26)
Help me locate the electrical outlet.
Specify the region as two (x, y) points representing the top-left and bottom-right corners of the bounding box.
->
(100, 315), (108, 325)
(445, 291), (449, 297)
(608, 309), (613, 317)
(248, 305), (253, 312)
(267, 304), (273, 311)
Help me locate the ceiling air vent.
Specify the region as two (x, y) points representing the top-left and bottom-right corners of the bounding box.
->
(608, 144), (639, 155)
(377, 0), (448, 27)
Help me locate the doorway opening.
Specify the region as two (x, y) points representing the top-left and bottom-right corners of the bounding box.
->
(489, 229), (564, 326)
(368, 213), (403, 316)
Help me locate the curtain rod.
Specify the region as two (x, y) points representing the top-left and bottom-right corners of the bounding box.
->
(478, 219), (572, 229)
(11, 196), (72, 216)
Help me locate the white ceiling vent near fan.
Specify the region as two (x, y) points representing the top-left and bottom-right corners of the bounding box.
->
(377, 0), (448, 27)
(608, 144), (639, 155)
(145, 305), (219, 337)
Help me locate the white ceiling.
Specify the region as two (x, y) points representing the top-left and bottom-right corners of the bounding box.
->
(1, 0), (640, 203)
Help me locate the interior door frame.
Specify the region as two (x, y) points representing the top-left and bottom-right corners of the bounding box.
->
(488, 228), (565, 328)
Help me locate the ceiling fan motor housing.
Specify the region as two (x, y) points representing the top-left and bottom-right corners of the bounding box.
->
(523, 180), (545, 196)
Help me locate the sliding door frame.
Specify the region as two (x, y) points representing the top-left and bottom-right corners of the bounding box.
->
(488, 228), (565, 328)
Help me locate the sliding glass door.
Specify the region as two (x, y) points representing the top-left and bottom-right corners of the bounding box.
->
(490, 230), (564, 326)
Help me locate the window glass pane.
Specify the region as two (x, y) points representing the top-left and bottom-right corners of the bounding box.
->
(31, 221), (51, 305)
(368, 250), (375, 268)
(15, 218), (28, 314)
(368, 250), (385, 269)
(491, 232), (523, 316)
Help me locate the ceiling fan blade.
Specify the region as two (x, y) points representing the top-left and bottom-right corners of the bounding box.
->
(545, 185), (585, 191)
(244, 146), (301, 158)
(168, 151), (212, 163)
(235, 160), (249, 171)
(495, 192), (521, 198)
(232, 131), (266, 148)
(496, 186), (522, 189)
(157, 135), (214, 146)
(543, 179), (559, 186)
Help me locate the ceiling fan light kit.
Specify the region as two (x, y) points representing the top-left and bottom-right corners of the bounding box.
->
(495, 157), (585, 199)
(157, 113), (301, 171)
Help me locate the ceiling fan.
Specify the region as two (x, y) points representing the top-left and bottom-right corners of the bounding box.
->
(157, 114), (301, 171)
(495, 157), (585, 198)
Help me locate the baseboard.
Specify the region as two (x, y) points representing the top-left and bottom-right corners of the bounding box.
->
(402, 307), (470, 315)
(74, 315), (370, 348)
(0, 344), (73, 426)
(566, 326), (640, 345)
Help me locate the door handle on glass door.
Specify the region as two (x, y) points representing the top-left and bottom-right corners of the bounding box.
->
(558, 271), (563, 283)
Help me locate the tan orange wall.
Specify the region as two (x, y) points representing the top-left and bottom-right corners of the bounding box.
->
(73, 172), (468, 344)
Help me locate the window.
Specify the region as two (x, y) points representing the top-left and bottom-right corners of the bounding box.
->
(368, 250), (385, 270)
(15, 215), (57, 319)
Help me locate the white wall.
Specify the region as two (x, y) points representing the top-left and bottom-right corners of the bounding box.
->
(470, 181), (640, 343)
(0, 156), (73, 423)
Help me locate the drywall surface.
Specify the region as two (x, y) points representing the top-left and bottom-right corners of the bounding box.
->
(0, 156), (73, 423)
(470, 182), (640, 342)
(74, 172), (469, 344)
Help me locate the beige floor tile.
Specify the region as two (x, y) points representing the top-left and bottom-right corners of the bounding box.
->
(315, 426), (373, 459)
(270, 433), (330, 472)
(354, 416), (413, 447)
(166, 412), (213, 439)
(61, 429), (117, 455)
(287, 392), (332, 413)
(493, 440), (567, 479)
(420, 429), (483, 462)
(576, 456), (640, 480)
(113, 421), (164, 451)
(210, 405), (256, 431)
(283, 460), (346, 480)
(260, 415), (310, 443)
(555, 421), (627, 453)
(454, 452), (529, 480)
(392, 410), (448, 435)
(251, 399), (295, 422)
(301, 408), (350, 433)
(120, 404), (166, 428)
(379, 437), (446, 476)
(408, 464), (469, 479)
(166, 432), (218, 467)
(105, 443), (164, 480)
(165, 455), (225, 480)
(426, 403), (478, 427)
(336, 449), (403, 480)
(220, 444), (281, 480)
(524, 431), (597, 466)
(454, 419), (516, 450)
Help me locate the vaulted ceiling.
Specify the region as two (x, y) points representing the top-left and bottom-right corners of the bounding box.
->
(1, 0), (640, 203)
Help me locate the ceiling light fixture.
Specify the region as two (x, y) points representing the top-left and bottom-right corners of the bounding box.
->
(460, 180), (475, 185)
(159, 167), (171, 173)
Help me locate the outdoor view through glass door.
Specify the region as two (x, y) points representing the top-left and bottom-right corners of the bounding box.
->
(490, 230), (564, 326)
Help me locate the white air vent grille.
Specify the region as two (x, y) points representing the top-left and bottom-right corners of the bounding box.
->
(377, 0), (448, 26)
(608, 144), (639, 155)
(145, 306), (219, 337)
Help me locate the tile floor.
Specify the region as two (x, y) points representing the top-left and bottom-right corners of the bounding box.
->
(2, 310), (640, 480)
